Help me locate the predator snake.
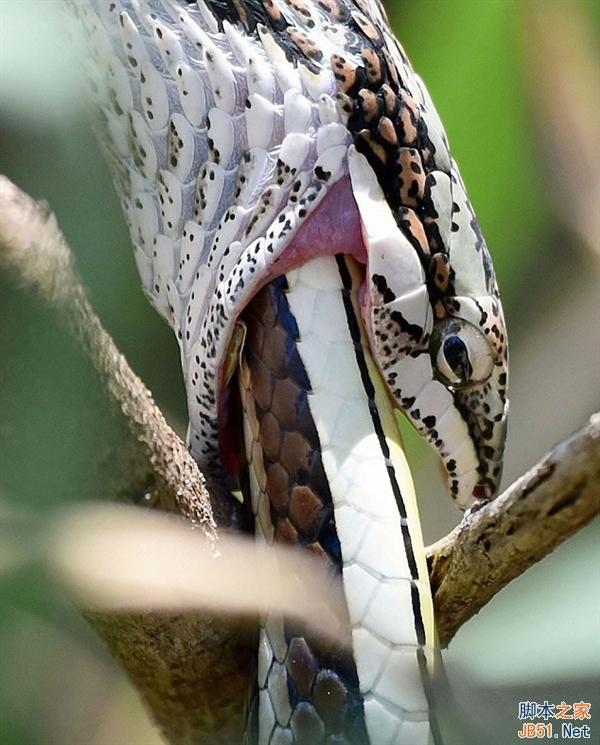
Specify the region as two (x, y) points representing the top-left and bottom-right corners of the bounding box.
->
(74, 1), (509, 743)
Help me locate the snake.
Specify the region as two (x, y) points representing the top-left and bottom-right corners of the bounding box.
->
(73, 1), (509, 743)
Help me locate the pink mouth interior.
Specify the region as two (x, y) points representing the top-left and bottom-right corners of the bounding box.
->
(270, 176), (367, 274)
(218, 177), (369, 477)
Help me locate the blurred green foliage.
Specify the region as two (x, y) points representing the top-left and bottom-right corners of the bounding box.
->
(1, 2), (598, 744)
(394, 0), (551, 297)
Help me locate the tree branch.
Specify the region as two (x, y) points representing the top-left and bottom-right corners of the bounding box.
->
(0, 175), (217, 536)
(2, 175), (599, 741)
(428, 412), (600, 647)
(1, 175), (252, 745)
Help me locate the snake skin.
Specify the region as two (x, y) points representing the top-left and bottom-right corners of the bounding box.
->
(73, 0), (508, 508)
(239, 273), (368, 744)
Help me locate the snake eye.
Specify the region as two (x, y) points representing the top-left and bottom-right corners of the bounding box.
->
(431, 318), (494, 388)
(442, 336), (472, 382)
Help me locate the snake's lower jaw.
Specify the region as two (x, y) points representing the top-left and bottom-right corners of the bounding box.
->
(454, 377), (509, 503)
(400, 393), (506, 509)
(367, 322), (508, 508)
(437, 374), (508, 507)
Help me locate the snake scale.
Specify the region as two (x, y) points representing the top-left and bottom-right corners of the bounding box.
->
(73, 1), (509, 743)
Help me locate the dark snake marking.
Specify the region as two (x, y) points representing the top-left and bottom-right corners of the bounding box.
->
(240, 273), (369, 744)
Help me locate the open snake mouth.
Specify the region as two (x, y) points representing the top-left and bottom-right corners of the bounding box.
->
(217, 177), (368, 480)
(218, 179), (506, 508)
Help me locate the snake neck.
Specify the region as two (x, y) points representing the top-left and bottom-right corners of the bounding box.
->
(239, 255), (439, 745)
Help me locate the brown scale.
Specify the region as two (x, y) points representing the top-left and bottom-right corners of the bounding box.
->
(287, 27), (323, 62)
(399, 206), (430, 255)
(240, 281), (337, 555)
(379, 82), (398, 117)
(351, 10), (382, 46)
(331, 53), (361, 95)
(360, 46), (384, 86)
(357, 88), (381, 124)
(238, 274), (369, 745)
(433, 299), (448, 320)
(330, 18), (446, 279)
(262, 0), (284, 25)
(377, 115), (398, 146)
(396, 146), (425, 207)
(429, 252), (451, 293)
(356, 127), (388, 166)
(397, 95), (420, 145)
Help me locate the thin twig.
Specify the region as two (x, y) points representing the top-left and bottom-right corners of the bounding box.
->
(0, 175), (249, 745)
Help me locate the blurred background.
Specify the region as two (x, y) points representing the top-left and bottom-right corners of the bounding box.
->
(1, 1), (598, 743)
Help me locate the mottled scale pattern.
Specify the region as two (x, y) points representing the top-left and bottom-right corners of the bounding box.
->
(72, 0), (354, 472)
(239, 275), (368, 745)
(72, 1), (507, 503)
(333, 26), (509, 504)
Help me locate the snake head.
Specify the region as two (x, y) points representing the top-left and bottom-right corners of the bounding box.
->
(428, 297), (508, 505)
(349, 148), (509, 509)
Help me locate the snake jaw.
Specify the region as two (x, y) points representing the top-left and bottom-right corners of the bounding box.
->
(349, 147), (508, 509)
(453, 359), (509, 502)
(451, 355), (508, 503)
(80, 0), (509, 508)
(447, 295), (509, 503)
(368, 300), (508, 508)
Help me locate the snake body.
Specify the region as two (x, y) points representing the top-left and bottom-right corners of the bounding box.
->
(75, 1), (509, 743)
(239, 256), (437, 743)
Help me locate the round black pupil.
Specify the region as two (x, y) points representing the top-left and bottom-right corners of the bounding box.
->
(443, 336), (472, 381)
